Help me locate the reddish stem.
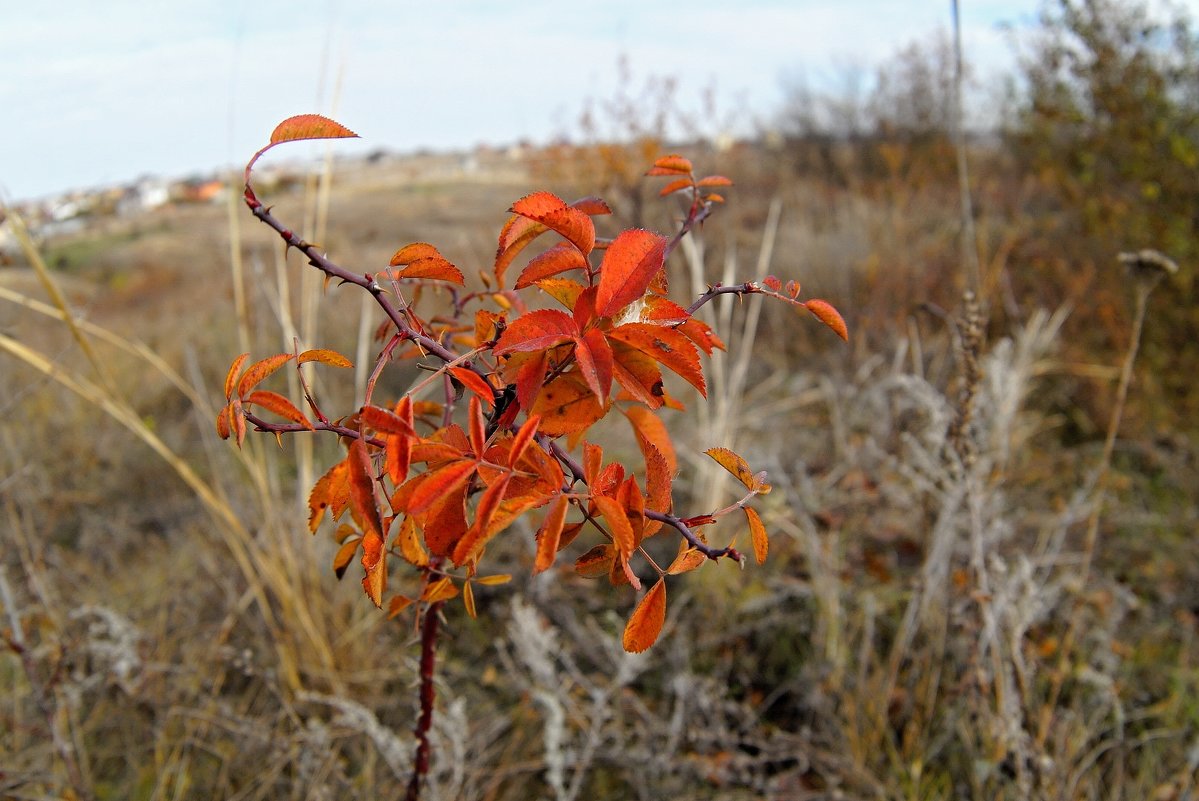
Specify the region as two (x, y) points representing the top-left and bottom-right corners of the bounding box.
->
(405, 601), (445, 801)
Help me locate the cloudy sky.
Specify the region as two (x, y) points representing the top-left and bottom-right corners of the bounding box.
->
(1, 1), (1192, 201)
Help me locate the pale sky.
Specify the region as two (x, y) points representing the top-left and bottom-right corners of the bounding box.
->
(1, 1), (1193, 201)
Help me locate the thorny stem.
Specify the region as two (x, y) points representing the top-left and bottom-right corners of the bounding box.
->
(645, 510), (743, 563)
(405, 600), (445, 801)
(684, 282), (759, 316)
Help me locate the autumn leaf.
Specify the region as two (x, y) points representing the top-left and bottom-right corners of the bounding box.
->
(450, 473), (513, 566)
(595, 230), (668, 318)
(388, 243), (465, 285)
(533, 495), (568, 575)
(421, 576), (459, 603)
(348, 438), (384, 538)
(514, 242), (589, 289)
(361, 529), (386, 607)
(245, 390), (313, 429)
(704, 447), (771, 494)
(308, 457), (351, 532)
(575, 544), (615, 577)
(270, 114), (358, 144)
(657, 177), (693, 197)
(462, 581), (477, 619)
(593, 495), (640, 590)
(804, 299), (849, 342)
(332, 537), (360, 579)
(510, 191), (595, 255)
(607, 323), (705, 396)
(646, 154), (693, 175)
(396, 515), (429, 567)
(745, 506), (768, 564)
(531, 372), (606, 437)
(696, 175), (733, 187)
(623, 578), (667, 653)
(237, 353), (293, 398)
(449, 367), (496, 408)
(573, 328), (614, 402)
(298, 348), (353, 368)
(666, 548), (706, 575)
(507, 414), (542, 467)
(493, 309), (578, 355)
(403, 458), (478, 516)
(360, 404), (415, 436)
(224, 353), (249, 400)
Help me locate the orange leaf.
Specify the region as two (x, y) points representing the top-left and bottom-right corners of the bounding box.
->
(607, 323), (705, 396)
(623, 578), (667, 653)
(332, 537), (360, 579)
(493, 309), (578, 355)
(657, 177), (693, 197)
(508, 414), (542, 467)
(534, 278), (587, 310)
(570, 196), (612, 216)
(476, 573), (513, 586)
(804, 299), (849, 341)
(469, 396), (486, 456)
(610, 340), (665, 408)
(270, 114), (359, 144)
(531, 372), (606, 437)
(216, 404), (232, 439)
(308, 457), (351, 532)
(449, 367), (496, 408)
(593, 495), (638, 589)
(385, 256), (465, 285)
(361, 530), (386, 607)
(237, 353), (293, 398)
(225, 353), (249, 400)
(474, 309), (504, 347)
(704, 447), (771, 494)
(421, 576), (459, 603)
(451, 473), (513, 565)
(575, 544), (615, 577)
(648, 154), (693, 174)
(298, 348), (353, 368)
(533, 495), (568, 575)
(514, 242), (589, 289)
(595, 230), (668, 319)
(510, 191), (595, 255)
(388, 595), (415, 619)
(495, 215), (547, 287)
(696, 175), (733, 187)
(405, 459), (478, 516)
(360, 404), (415, 436)
(348, 438), (383, 537)
(745, 506), (768, 564)
(624, 405), (678, 477)
(666, 548), (706, 575)
(245, 390), (314, 429)
(386, 431), (412, 486)
(395, 515), (429, 567)
(415, 484), (469, 557)
(390, 242), (443, 263)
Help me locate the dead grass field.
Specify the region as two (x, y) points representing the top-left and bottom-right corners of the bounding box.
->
(3, 145), (1198, 800)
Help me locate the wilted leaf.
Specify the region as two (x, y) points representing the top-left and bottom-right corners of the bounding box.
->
(237, 353), (293, 398)
(595, 230), (668, 318)
(623, 578), (667, 652)
(298, 348), (353, 368)
(804, 299), (849, 342)
(745, 506), (768, 564)
(270, 114), (359, 144)
(533, 495), (568, 575)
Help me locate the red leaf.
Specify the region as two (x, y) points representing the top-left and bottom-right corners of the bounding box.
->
(385, 256), (465, 285)
(570, 196), (613, 216)
(514, 243), (589, 289)
(573, 328), (614, 402)
(237, 353), (293, 398)
(360, 404), (415, 436)
(245, 390), (314, 429)
(225, 353), (249, 400)
(533, 495), (568, 575)
(595, 230), (668, 318)
(270, 114), (359, 144)
(623, 578), (667, 652)
(348, 438), (384, 538)
(469, 396), (486, 456)
(510, 191), (595, 255)
(508, 414), (542, 467)
(449, 367), (496, 408)
(298, 348), (353, 368)
(405, 459), (478, 516)
(763, 275), (782, 292)
(804, 299), (849, 341)
(495, 215), (547, 287)
(657, 177), (693, 197)
(493, 309), (578, 355)
(607, 323), (706, 396)
(647, 154), (693, 174)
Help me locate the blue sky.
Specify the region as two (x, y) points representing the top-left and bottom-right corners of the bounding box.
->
(1, 1), (1193, 201)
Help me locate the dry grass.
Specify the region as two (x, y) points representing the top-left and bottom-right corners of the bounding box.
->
(2, 146), (1196, 800)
